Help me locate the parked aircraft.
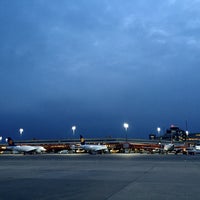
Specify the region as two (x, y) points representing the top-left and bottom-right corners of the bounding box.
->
(195, 144), (200, 151)
(163, 143), (174, 152)
(161, 143), (187, 154)
(6, 137), (46, 154)
(79, 135), (109, 154)
(186, 144), (200, 155)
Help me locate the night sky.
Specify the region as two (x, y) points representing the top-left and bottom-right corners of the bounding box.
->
(1, 0), (200, 140)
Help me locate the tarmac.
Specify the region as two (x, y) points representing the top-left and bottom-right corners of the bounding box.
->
(0, 153), (200, 200)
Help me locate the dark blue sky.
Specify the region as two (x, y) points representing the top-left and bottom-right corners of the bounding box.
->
(0, 0), (200, 140)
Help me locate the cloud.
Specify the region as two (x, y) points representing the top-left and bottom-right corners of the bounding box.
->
(1, 0), (200, 138)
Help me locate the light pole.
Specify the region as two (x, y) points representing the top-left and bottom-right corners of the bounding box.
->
(157, 127), (161, 137)
(123, 123), (129, 142)
(186, 130), (189, 141)
(19, 128), (24, 137)
(72, 126), (76, 135)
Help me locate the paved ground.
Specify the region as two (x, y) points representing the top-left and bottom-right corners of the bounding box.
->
(0, 153), (200, 200)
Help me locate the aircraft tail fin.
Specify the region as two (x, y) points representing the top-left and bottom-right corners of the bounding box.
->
(7, 137), (15, 146)
(80, 135), (85, 145)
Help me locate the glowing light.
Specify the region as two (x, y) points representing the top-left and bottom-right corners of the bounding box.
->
(123, 123), (129, 131)
(19, 128), (24, 136)
(72, 126), (76, 135)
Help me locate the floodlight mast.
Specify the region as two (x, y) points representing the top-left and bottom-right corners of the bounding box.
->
(157, 127), (161, 141)
(157, 127), (161, 135)
(72, 126), (76, 135)
(19, 128), (24, 137)
(186, 130), (189, 140)
(123, 123), (129, 142)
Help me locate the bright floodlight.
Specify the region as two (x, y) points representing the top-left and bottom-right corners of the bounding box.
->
(72, 126), (76, 135)
(186, 130), (189, 136)
(123, 123), (129, 131)
(0, 136), (2, 142)
(157, 127), (161, 133)
(19, 128), (24, 136)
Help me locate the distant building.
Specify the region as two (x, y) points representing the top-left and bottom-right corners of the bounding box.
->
(149, 134), (156, 140)
(161, 125), (187, 141)
(187, 133), (200, 141)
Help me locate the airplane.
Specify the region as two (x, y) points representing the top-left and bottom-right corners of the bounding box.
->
(161, 143), (187, 154)
(195, 143), (200, 151)
(155, 142), (175, 154)
(163, 143), (174, 152)
(79, 135), (109, 154)
(185, 143), (200, 155)
(6, 137), (46, 154)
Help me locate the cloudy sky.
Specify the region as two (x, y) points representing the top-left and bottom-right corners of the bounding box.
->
(0, 0), (200, 140)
